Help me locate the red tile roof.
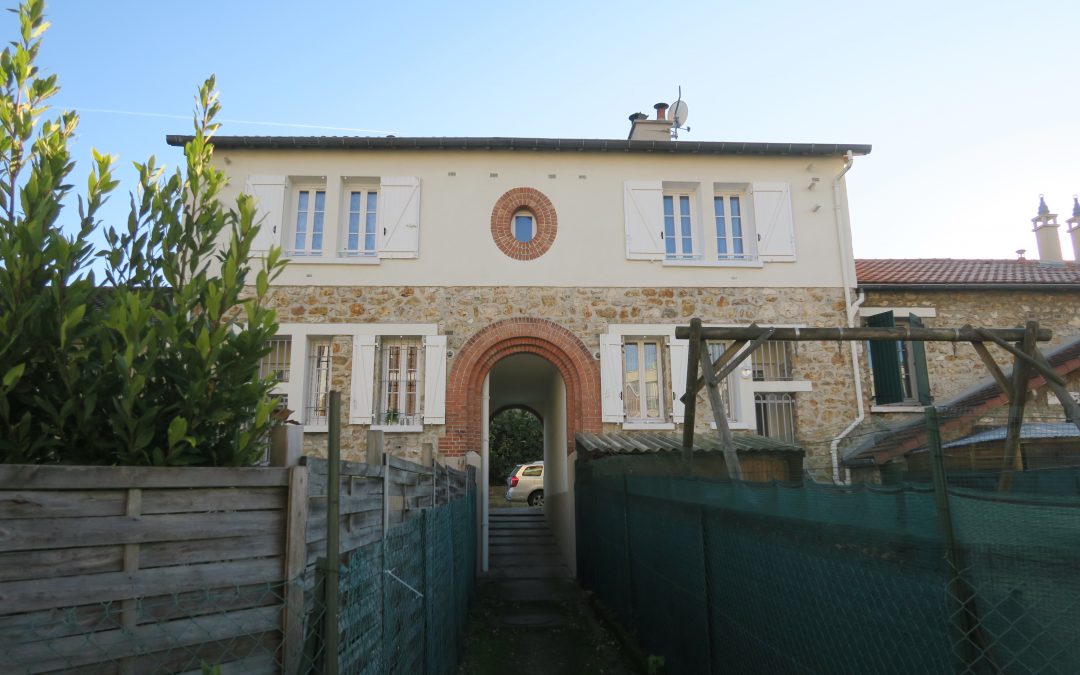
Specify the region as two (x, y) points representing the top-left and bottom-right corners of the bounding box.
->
(856, 259), (1080, 286)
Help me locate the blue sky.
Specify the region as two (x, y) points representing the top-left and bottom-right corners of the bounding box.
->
(32, 0), (1080, 261)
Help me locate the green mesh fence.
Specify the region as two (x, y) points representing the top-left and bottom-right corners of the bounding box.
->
(576, 453), (1080, 675)
(335, 486), (477, 675)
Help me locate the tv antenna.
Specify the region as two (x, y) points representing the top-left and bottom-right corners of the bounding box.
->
(670, 86), (690, 140)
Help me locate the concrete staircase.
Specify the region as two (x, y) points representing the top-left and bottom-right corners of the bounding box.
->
(487, 508), (572, 580)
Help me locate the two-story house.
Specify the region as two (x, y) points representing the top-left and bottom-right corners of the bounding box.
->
(168, 103), (871, 566)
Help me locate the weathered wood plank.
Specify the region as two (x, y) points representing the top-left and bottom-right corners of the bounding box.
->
(174, 651), (280, 675)
(0, 490), (126, 519)
(675, 325), (1052, 342)
(0, 557), (283, 614)
(0, 602), (119, 644)
(0, 545), (123, 582)
(0, 510), (284, 553)
(140, 533), (282, 569)
(1, 605), (281, 674)
(0, 465), (290, 490)
(387, 453), (433, 475)
(282, 465), (308, 675)
(141, 487), (287, 514)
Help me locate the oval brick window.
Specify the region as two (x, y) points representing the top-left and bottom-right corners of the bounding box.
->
(490, 187), (557, 260)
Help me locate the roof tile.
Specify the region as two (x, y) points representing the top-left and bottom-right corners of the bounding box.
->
(856, 259), (1080, 286)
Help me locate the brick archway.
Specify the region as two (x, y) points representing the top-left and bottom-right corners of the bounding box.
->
(442, 318), (601, 457)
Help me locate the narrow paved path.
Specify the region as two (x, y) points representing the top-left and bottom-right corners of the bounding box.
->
(457, 508), (633, 675)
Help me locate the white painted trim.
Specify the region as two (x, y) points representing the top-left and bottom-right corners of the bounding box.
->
(710, 421), (754, 430)
(276, 323), (439, 337)
(303, 425), (328, 433)
(859, 307), (937, 319)
(623, 422), (676, 431)
(280, 256), (381, 265)
(371, 425), (424, 433)
(662, 258), (763, 268)
(605, 324), (678, 338)
(870, 405), (926, 413)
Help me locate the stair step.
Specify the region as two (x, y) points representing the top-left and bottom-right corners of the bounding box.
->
(483, 564), (572, 580)
(490, 554), (566, 567)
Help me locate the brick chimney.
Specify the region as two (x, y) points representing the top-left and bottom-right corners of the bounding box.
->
(628, 102), (674, 141)
(1032, 195), (1063, 263)
(1067, 195), (1080, 262)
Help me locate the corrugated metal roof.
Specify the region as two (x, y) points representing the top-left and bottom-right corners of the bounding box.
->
(575, 431), (802, 455)
(856, 259), (1080, 287)
(942, 423), (1080, 448)
(167, 134), (871, 157)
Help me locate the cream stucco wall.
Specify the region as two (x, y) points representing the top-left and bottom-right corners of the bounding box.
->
(216, 149), (854, 289)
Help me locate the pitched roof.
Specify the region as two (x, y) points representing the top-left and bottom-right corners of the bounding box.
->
(856, 259), (1080, 288)
(167, 134), (871, 157)
(575, 431), (802, 456)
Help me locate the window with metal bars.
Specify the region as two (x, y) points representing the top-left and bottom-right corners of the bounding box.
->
(751, 341), (794, 381)
(377, 337), (423, 427)
(306, 340), (333, 426)
(259, 336), (292, 383)
(706, 342), (737, 418)
(754, 393), (796, 443)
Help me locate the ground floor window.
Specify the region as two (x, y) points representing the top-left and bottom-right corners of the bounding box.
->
(755, 393), (796, 443)
(306, 339), (332, 425)
(378, 337), (423, 427)
(623, 338), (664, 422)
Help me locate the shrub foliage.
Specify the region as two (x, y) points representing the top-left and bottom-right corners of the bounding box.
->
(0, 1), (285, 465)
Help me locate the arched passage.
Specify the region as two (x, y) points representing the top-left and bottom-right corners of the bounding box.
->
(443, 317), (601, 457)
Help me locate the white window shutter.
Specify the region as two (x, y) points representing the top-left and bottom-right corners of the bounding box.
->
(751, 182), (796, 261)
(423, 335), (447, 424)
(246, 175), (287, 253)
(669, 339), (688, 421)
(600, 334), (625, 422)
(349, 335), (377, 424)
(378, 176), (421, 258)
(623, 181), (665, 260)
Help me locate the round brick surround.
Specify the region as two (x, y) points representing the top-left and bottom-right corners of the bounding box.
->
(442, 318), (601, 457)
(490, 187), (557, 260)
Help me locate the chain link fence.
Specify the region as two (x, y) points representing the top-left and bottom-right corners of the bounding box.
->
(577, 408), (1080, 674)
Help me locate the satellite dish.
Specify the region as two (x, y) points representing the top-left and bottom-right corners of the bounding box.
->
(670, 100), (689, 127)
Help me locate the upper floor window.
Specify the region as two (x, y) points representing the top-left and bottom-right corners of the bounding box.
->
(291, 188), (326, 256)
(513, 210), (536, 243)
(343, 188), (378, 257)
(865, 311), (931, 406)
(663, 193), (695, 260)
(714, 194), (746, 260)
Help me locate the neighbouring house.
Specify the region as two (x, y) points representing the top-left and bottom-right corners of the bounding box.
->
(843, 197), (1080, 480)
(168, 102), (872, 566)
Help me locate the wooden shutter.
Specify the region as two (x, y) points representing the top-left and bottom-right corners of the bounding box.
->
(751, 182), (795, 261)
(423, 335), (447, 424)
(378, 176), (420, 258)
(866, 312), (903, 405)
(908, 314), (933, 406)
(669, 338), (688, 421)
(349, 335), (377, 424)
(600, 334), (625, 422)
(246, 175), (287, 253)
(623, 181), (665, 260)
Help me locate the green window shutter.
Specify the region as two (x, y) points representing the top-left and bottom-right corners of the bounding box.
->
(867, 311), (904, 405)
(908, 314), (933, 405)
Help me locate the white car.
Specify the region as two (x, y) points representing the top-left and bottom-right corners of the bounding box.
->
(505, 461), (544, 506)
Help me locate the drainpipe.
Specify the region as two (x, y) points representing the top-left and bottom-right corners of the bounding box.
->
(828, 151), (863, 484)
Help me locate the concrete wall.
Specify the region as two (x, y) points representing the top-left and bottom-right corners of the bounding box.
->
(216, 149), (853, 289)
(543, 374), (575, 574)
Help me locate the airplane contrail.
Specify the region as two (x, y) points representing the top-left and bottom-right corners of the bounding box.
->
(74, 107), (398, 135)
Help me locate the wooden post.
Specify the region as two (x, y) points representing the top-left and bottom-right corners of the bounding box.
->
(119, 487), (141, 675)
(324, 391), (341, 675)
(682, 318), (702, 461)
(999, 322), (1037, 491)
(282, 465), (309, 675)
(366, 429), (385, 466)
(699, 341), (743, 481)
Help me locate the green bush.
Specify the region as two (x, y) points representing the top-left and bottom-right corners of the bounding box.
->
(489, 408), (543, 484)
(0, 1), (286, 466)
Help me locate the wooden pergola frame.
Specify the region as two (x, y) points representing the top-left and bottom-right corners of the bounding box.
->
(677, 318), (1080, 490)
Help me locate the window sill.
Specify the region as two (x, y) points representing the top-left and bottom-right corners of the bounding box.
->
(371, 424), (423, 433)
(662, 258), (764, 269)
(283, 255), (380, 265)
(710, 422), (754, 430)
(303, 425), (328, 434)
(622, 422), (676, 431)
(870, 405), (927, 414)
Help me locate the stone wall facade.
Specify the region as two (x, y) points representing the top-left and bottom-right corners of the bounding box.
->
(274, 285), (860, 474)
(860, 289), (1080, 406)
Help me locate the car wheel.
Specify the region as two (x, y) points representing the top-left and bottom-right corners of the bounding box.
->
(528, 490), (544, 507)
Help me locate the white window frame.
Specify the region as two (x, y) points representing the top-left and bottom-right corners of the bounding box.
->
(601, 325), (684, 430)
(662, 188), (698, 260)
(714, 191), (749, 261)
(622, 336), (666, 424)
(271, 324), (441, 432)
(341, 184), (379, 258)
(373, 336), (424, 432)
(260, 335), (293, 417)
(512, 209), (536, 243)
(288, 184), (327, 257)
